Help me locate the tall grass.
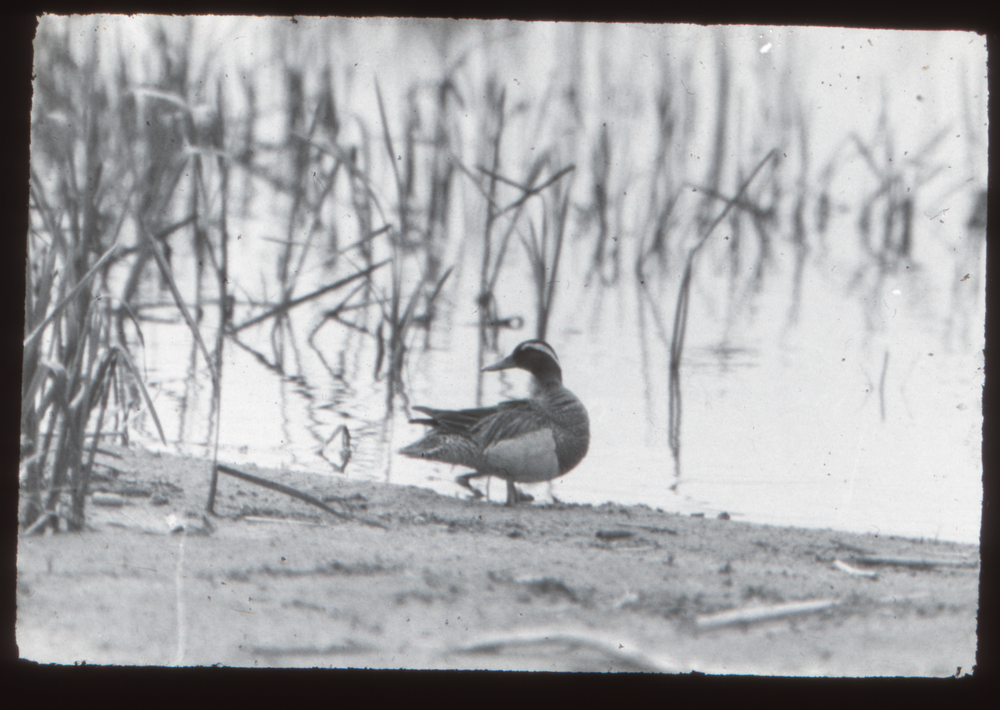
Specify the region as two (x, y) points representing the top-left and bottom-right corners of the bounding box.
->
(666, 149), (779, 479)
(23, 25), (176, 531)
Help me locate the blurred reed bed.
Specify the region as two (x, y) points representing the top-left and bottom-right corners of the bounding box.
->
(25, 18), (985, 529)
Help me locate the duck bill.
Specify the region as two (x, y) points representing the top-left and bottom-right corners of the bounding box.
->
(482, 354), (517, 372)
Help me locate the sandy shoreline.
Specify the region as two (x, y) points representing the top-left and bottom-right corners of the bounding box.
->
(16, 446), (979, 674)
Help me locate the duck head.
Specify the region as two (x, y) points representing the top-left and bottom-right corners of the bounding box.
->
(482, 340), (563, 387)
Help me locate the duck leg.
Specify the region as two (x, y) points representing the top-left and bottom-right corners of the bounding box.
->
(505, 479), (518, 506)
(455, 472), (485, 498)
(504, 480), (534, 506)
(457, 472), (532, 505)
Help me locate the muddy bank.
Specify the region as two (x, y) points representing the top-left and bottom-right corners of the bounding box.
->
(17, 446), (978, 675)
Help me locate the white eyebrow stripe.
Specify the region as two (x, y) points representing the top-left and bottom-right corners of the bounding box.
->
(521, 342), (559, 363)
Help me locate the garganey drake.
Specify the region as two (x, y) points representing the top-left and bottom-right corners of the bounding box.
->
(399, 340), (590, 505)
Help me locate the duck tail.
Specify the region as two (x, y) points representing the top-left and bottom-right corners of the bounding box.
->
(398, 432), (480, 466)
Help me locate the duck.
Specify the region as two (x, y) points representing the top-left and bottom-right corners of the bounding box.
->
(399, 339), (590, 506)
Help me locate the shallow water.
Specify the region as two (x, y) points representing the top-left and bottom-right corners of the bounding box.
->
(130, 212), (984, 545)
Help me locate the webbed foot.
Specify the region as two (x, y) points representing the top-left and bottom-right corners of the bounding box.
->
(504, 480), (534, 505)
(456, 472), (485, 498)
